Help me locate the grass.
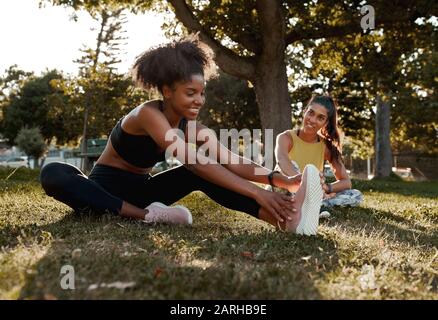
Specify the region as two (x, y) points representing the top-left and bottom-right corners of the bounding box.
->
(0, 166), (437, 300)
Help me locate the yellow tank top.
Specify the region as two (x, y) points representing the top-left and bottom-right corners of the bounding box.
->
(288, 130), (325, 172)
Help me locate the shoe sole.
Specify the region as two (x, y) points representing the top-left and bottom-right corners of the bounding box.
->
(295, 164), (323, 236)
(150, 202), (193, 225)
(319, 211), (331, 219)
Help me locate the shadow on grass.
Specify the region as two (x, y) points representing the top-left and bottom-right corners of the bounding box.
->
(8, 195), (436, 299)
(9, 211), (341, 300)
(327, 205), (438, 248)
(3, 168), (436, 299)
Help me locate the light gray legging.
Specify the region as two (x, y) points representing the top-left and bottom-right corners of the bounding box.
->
(320, 189), (363, 208)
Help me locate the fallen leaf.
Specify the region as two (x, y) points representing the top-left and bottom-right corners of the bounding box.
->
(43, 293), (57, 300)
(71, 248), (82, 259)
(154, 267), (164, 278)
(241, 251), (254, 259)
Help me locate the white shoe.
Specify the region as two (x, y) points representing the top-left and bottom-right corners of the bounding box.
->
(319, 211), (331, 219)
(294, 164), (323, 235)
(144, 202), (192, 225)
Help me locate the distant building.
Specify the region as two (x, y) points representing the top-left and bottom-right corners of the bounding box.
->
(42, 147), (82, 169)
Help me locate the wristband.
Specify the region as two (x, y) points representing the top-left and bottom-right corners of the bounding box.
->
(326, 183), (333, 193)
(268, 170), (280, 187)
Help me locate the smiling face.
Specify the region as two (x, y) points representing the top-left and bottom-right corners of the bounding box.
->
(302, 103), (329, 134)
(163, 74), (206, 121)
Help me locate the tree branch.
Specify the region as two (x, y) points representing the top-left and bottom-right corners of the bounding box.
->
(285, 11), (424, 44)
(256, 0), (286, 56)
(220, 29), (261, 55)
(168, 0), (256, 81)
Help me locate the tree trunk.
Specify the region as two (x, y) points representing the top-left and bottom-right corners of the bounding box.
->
(374, 94), (392, 178)
(253, 60), (291, 169)
(168, 0), (292, 169)
(81, 105), (91, 173)
(80, 12), (108, 174)
(251, 0), (290, 169)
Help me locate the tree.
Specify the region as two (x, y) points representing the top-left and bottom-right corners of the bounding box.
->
(305, 31), (402, 177)
(14, 127), (47, 168)
(391, 37), (438, 155)
(301, 17), (437, 176)
(1, 69), (79, 145)
(45, 0), (435, 168)
(74, 6), (129, 172)
(200, 71), (260, 132)
(0, 66), (34, 127)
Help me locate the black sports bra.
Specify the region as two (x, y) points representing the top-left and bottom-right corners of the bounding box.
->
(109, 101), (187, 168)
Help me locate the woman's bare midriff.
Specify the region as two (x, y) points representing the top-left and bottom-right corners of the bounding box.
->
(95, 139), (153, 175)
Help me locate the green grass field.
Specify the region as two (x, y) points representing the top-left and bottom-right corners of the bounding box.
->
(0, 167), (437, 300)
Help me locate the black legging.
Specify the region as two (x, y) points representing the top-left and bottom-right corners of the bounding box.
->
(40, 162), (260, 217)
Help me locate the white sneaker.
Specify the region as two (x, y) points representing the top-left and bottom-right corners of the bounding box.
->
(319, 210), (331, 219)
(289, 164), (323, 235)
(144, 202), (192, 225)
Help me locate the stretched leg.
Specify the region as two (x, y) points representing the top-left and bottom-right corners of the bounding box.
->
(40, 162), (123, 215)
(140, 165), (261, 218)
(258, 207), (285, 229)
(260, 164), (326, 233)
(147, 165), (323, 232)
(262, 165), (323, 234)
(41, 162), (181, 221)
(288, 165), (323, 235)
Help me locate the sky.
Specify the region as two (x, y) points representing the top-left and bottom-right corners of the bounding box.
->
(0, 0), (168, 76)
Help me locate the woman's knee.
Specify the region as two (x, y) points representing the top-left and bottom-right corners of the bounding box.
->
(168, 165), (201, 182)
(40, 162), (76, 193)
(350, 189), (364, 203)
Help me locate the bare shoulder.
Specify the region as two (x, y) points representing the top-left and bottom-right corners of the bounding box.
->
(123, 100), (167, 135)
(278, 129), (293, 139)
(277, 129), (293, 150)
(137, 100), (163, 116)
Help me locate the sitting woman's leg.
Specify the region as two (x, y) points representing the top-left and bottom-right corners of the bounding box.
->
(41, 162), (189, 221)
(321, 189), (363, 208)
(40, 162), (123, 215)
(138, 165), (261, 218)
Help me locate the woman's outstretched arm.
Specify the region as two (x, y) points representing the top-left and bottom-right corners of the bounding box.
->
(191, 123), (302, 193)
(275, 130), (301, 176)
(137, 107), (295, 223)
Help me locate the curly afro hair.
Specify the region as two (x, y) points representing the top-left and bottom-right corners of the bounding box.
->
(131, 35), (217, 93)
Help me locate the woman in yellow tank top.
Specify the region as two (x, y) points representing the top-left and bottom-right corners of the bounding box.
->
(273, 95), (363, 209)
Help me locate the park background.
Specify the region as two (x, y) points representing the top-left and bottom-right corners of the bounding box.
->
(0, 0), (437, 300)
